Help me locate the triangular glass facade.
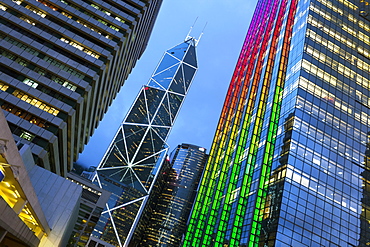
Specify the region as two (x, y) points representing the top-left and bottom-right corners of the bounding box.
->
(152, 63), (180, 90)
(154, 54), (180, 74)
(92, 38), (198, 247)
(170, 66), (186, 94)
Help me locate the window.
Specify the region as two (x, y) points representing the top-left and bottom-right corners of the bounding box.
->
(12, 89), (60, 116)
(20, 131), (34, 141)
(23, 78), (38, 88)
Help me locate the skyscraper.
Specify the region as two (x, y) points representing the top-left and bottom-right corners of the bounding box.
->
(0, 0), (162, 175)
(185, 0), (370, 246)
(137, 143), (208, 246)
(66, 172), (112, 247)
(92, 36), (198, 247)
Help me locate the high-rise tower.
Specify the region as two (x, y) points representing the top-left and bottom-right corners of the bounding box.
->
(138, 143), (208, 246)
(92, 36), (198, 247)
(0, 0), (162, 175)
(185, 0), (370, 246)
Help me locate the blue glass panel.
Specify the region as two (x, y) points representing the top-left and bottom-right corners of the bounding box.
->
(168, 92), (184, 121)
(152, 64), (180, 89)
(183, 45), (197, 67)
(119, 170), (146, 193)
(125, 89), (149, 124)
(148, 79), (163, 90)
(122, 125), (147, 161)
(152, 126), (170, 141)
(114, 128), (128, 162)
(169, 66), (185, 94)
(101, 128), (128, 168)
(98, 167), (127, 185)
(144, 87), (165, 122)
(154, 54), (180, 74)
(133, 128), (164, 164)
(167, 42), (189, 60)
(152, 96), (171, 127)
(101, 145), (127, 169)
(183, 64), (196, 91)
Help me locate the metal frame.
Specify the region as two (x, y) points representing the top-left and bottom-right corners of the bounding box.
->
(92, 37), (198, 246)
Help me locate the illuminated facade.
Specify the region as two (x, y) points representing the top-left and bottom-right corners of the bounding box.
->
(0, 110), (49, 247)
(138, 143), (208, 246)
(0, 109), (82, 247)
(185, 0), (370, 246)
(92, 37), (198, 247)
(67, 172), (112, 247)
(0, 0), (162, 176)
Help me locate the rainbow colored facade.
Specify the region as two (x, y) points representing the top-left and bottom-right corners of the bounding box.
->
(185, 0), (370, 246)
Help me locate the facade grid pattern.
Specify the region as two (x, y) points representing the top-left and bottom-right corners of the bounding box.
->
(138, 143), (208, 246)
(0, 0), (162, 175)
(184, 0), (370, 246)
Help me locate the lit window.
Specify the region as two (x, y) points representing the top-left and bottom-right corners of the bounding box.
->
(23, 78), (38, 88)
(0, 82), (9, 91)
(59, 37), (100, 59)
(20, 131), (34, 141)
(61, 12), (72, 18)
(25, 5), (46, 18)
(19, 16), (36, 25)
(12, 90), (60, 116)
(0, 4), (7, 11)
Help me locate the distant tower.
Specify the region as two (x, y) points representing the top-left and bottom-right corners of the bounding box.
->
(138, 143), (208, 246)
(92, 36), (199, 247)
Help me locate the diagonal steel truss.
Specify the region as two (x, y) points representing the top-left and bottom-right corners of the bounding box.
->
(92, 37), (198, 246)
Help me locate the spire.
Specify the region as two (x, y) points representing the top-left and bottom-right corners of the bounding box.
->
(185, 18), (207, 47)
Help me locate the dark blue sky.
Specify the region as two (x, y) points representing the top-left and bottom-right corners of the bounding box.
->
(77, 0), (258, 168)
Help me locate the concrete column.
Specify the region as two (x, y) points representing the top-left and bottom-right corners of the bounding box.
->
(13, 198), (27, 215)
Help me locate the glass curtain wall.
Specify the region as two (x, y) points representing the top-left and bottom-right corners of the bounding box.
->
(184, 0), (370, 246)
(92, 38), (198, 247)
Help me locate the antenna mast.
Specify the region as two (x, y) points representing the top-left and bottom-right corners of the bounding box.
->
(196, 22), (207, 46)
(185, 18), (206, 47)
